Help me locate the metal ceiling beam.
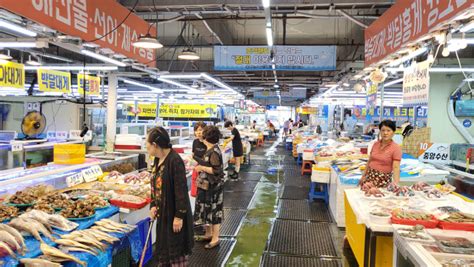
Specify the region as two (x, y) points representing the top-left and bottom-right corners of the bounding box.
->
(336, 9), (369, 28)
(192, 14), (227, 45)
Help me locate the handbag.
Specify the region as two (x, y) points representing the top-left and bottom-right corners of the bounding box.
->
(196, 172), (209, 190)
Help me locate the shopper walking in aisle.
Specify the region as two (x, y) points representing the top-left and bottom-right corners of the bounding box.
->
(359, 120), (402, 188)
(267, 120), (276, 139)
(191, 122), (207, 198)
(283, 119), (290, 136)
(224, 121), (243, 178)
(147, 127), (194, 266)
(194, 126), (225, 249)
(251, 120), (257, 130)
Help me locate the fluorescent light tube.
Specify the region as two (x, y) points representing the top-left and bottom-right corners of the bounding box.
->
(81, 49), (127, 67)
(158, 78), (194, 90)
(262, 0), (270, 8)
(266, 27), (273, 47)
(24, 65), (118, 71)
(388, 46), (428, 67)
(384, 78), (403, 87)
(460, 20), (474, 33)
(386, 67), (474, 73)
(160, 74), (202, 79)
(0, 42), (37, 48)
(0, 20), (37, 37)
(121, 78), (164, 94)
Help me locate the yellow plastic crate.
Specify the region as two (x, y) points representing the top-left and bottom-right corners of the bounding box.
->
(54, 143), (86, 164)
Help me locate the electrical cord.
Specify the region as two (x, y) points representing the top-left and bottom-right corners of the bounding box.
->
(87, 0), (139, 43)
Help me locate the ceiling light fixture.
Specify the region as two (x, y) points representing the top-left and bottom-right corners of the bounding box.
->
(24, 65), (118, 71)
(262, 0), (270, 8)
(0, 50), (12, 60)
(388, 46), (428, 67)
(384, 78), (403, 87)
(178, 49), (200, 60)
(386, 67), (474, 73)
(0, 42), (38, 48)
(81, 49), (127, 67)
(132, 34), (163, 49)
(0, 20), (37, 37)
(25, 55), (41, 66)
(460, 20), (474, 33)
(342, 83), (350, 87)
(120, 78), (164, 94)
(266, 27), (273, 47)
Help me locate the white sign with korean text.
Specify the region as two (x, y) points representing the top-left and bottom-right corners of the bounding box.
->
(403, 60), (430, 106)
(66, 172), (84, 187)
(418, 143), (450, 164)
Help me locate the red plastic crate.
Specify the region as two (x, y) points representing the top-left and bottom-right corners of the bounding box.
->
(109, 197), (150, 209)
(438, 221), (474, 231)
(391, 214), (439, 228)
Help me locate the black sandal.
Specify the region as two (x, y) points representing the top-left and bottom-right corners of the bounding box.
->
(205, 240), (221, 249)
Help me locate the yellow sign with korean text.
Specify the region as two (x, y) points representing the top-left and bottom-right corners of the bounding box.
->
(77, 74), (100, 96)
(38, 69), (71, 93)
(125, 103), (158, 117)
(159, 103), (218, 118)
(0, 61), (24, 89)
(297, 107), (316, 114)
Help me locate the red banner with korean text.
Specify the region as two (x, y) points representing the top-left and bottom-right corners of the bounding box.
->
(0, 0), (156, 67)
(365, 0), (474, 66)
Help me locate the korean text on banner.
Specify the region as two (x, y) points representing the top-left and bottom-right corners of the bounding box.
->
(403, 60), (430, 106)
(364, 0), (473, 66)
(125, 103), (157, 117)
(0, 0), (156, 67)
(159, 104), (218, 118)
(0, 61), (24, 89)
(366, 82), (378, 109)
(38, 69), (71, 93)
(77, 74), (100, 96)
(297, 107), (316, 115)
(214, 46), (336, 71)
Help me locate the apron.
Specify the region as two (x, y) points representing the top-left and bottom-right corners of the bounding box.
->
(365, 167), (392, 188)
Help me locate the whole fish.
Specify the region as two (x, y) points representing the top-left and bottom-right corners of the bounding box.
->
(61, 232), (105, 251)
(100, 219), (136, 231)
(40, 243), (86, 267)
(55, 239), (98, 254)
(20, 210), (54, 232)
(92, 223), (127, 233)
(0, 230), (22, 255)
(25, 218), (56, 241)
(87, 229), (119, 244)
(20, 258), (61, 267)
(0, 241), (16, 259)
(60, 246), (98, 256)
(0, 224), (26, 253)
(9, 218), (44, 243)
(48, 214), (78, 231)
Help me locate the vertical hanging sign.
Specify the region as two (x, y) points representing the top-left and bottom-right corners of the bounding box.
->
(77, 74), (100, 96)
(38, 69), (71, 94)
(0, 61), (25, 89)
(366, 82), (378, 109)
(403, 60), (430, 106)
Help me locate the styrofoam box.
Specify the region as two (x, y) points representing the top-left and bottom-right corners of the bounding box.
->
(311, 170), (330, 183)
(303, 150), (315, 161)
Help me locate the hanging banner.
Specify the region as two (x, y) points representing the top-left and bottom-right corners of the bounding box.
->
(38, 69), (71, 93)
(296, 107), (316, 115)
(124, 103), (157, 117)
(365, 0), (473, 66)
(214, 46), (336, 71)
(366, 82), (378, 109)
(403, 60), (430, 106)
(0, 61), (25, 89)
(159, 104), (218, 118)
(77, 74), (100, 96)
(0, 0), (156, 67)
(353, 106), (428, 122)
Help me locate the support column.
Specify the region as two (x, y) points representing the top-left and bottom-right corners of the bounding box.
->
(106, 73), (118, 152)
(379, 84), (385, 122)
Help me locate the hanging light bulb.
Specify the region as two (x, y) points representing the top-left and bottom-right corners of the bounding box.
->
(442, 46), (450, 57)
(132, 34), (163, 49)
(427, 53), (434, 63)
(0, 50), (12, 60)
(178, 48), (200, 60)
(26, 55), (41, 66)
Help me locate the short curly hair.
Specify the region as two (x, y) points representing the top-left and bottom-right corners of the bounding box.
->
(203, 125), (221, 144)
(194, 121), (206, 131)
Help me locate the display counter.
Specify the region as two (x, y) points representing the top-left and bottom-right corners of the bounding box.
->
(344, 188), (473, 267)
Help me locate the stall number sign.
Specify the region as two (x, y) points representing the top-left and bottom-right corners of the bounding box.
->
(66, 172), (84, 187)
(38, 69), (71, 94)
(418, 143), (450, 163)
(81, 166), (103, 182)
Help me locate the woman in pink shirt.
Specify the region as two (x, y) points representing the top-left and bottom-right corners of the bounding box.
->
(359, 120), (402, 188)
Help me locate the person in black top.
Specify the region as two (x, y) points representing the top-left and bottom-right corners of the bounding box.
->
(193, 126), (224, 249)
(224, 121), (243, 176)
(146, 127), (194, 266)
(191, 122), (207, 198)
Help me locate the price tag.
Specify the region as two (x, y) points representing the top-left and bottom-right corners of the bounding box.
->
(66, 172), (84, 187)
(56, 131), (68, 140)
(69, 130), (82, 140)
(81, 166), (103, 182)
(90, 165), (103, 177)
(11, 143), (23, 152)
(47, 131), (57, 139)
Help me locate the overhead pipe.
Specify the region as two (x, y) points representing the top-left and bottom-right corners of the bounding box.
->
(157, 15), (186, 25)
(296, 11), (378, 20)
(194, 13), (224, 45)
(335, 10), (368, 28)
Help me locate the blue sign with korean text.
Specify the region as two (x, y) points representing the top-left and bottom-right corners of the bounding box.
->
(463, 119), (472, 128)
(214, 46), (336, 71)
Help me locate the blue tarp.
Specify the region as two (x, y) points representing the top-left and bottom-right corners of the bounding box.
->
(1, 206), (143, 267)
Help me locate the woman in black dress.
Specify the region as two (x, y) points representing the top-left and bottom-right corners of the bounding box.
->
(147, 127), (194, 266)
(194, 126), (224, 249)
(224, 121), (243, 178)
(191, 122), (207, 197)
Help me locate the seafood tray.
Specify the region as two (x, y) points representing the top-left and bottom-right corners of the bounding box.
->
(109, 195), (150, 209)
(397, 229), (435, 243)
(391, 210), (439, 228)
(433, 236), (474, 254)
(438, 212), (474, 231)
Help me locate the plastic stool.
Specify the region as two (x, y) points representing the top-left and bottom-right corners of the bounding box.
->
(297, 153), (303, 165)
(301, 160), (313, 175)
(308, 182), (329, 204)
(285, 142), (292, 151)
